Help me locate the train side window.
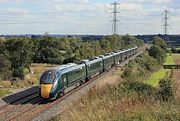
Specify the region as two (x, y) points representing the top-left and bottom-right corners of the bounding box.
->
(64, 76), (67, 84)
(61, 75), (67, 84)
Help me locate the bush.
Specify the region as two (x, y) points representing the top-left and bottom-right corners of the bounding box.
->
(148, 45), (166, 63)
(13, 67), (25, 80)
(122, 51), (158, 81)
(171, 47), (177, 53)
(152, 36), (167, 50)
(121, 80), (156, 97)
(157, 77), (177, 101)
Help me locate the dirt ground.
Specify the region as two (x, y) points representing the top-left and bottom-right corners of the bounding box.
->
(173, 71), (180, 99)
(172, 54), (180, 99)
(173, 54), (180, 64)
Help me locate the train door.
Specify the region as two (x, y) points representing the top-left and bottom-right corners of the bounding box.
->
(61, 74), (67, 89)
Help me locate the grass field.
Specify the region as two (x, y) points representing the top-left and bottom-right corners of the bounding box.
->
(164, 53), (175, 65)
(0, 89), (11, 97)
(145, 69), (170, 87)
(176, 47), (180, 50)
(145, 54), (174, 87)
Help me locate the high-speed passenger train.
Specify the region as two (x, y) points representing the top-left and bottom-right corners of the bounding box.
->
(39, 46), (138, 100)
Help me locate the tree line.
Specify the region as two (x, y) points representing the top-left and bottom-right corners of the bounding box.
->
(0, 35), (144, 80)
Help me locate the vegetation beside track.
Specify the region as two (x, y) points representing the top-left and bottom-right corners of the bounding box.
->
(164, 53), (175, 65)
(52, 37), (180, 121)
(0, 64), (57, 97)
(145, 53), (174, 87)
(145, 69), (170, 87)
(0, 89), (11, 97)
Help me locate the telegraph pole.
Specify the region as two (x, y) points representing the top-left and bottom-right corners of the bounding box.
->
(162, 9), (170, 46)
(111, 2), (120, 35)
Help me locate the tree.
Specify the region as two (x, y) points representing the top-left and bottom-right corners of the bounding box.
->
(5, 37), (33, 79)
(158, 77), (176, 101)
(148, 45), (166, 64)
(37, 37), (65, 64)
(152, 36), (167, 50)
(0, 54), (12, 80)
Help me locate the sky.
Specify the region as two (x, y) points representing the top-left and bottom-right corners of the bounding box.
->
(0, 0), (179, 35)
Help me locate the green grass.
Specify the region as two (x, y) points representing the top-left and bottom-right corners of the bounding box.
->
(145, 69), (170, 87)
(164, 53), (175, 65)
(0, 89), (11, 97)
(145, 54), (173, 87)
(176, 47), (180, 50)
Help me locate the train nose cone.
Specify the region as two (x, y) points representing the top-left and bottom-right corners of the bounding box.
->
(40, 84), (52, 98)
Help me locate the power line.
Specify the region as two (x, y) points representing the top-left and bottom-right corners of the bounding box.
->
(162, 9), (171, 46)
(111, 2), (120, 35)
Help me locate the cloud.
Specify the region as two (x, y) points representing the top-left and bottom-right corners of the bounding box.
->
(54, 0), (91, 12)
(121, 3), (144, 12)
(136, 0), (172, 4)
(0, 7), (29, 14)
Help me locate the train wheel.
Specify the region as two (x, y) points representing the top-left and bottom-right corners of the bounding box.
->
(57, 91), (65, 98)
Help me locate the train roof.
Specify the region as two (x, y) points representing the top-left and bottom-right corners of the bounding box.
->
(85, 58), (102, 65)
(61, 63), (86, 74)
(42, 63), (78, 75)
(99, 53), (113, 59)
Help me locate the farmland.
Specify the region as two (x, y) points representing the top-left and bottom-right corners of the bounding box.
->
(172, 53), (180, 99)
(145, 69), (170, 87)
(173, 54), (180, 64)
(164, 53), (175, 65)
(145, 53), (174, 87)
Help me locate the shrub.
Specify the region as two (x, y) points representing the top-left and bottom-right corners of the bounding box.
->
(157, 77), (177, 101)
(121, 80), (156, 97)
(148, 45), (166, 64)
(152, 36), (167, 50)
(13, 67), (25, 80)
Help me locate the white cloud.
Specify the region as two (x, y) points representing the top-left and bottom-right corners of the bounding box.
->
(136, 0), (172, 4)
(77, 0), (89, 4)
(54, 0), (91, 12)
(0, 7), (29, 14)
(121, 3), (144, 12)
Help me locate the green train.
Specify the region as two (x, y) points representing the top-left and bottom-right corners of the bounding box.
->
(39, 46), (138, 100)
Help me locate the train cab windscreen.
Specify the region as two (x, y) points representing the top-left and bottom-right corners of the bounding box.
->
(40, 74), (56, 84)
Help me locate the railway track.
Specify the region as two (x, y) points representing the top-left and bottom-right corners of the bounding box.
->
(0, 45), (148, 121)
(0, 90), (40, 121)
(1, 66), (115, 121)
(0, 90), (38, 110)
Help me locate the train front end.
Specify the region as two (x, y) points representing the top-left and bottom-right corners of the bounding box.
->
(39, 70), (58, 100)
